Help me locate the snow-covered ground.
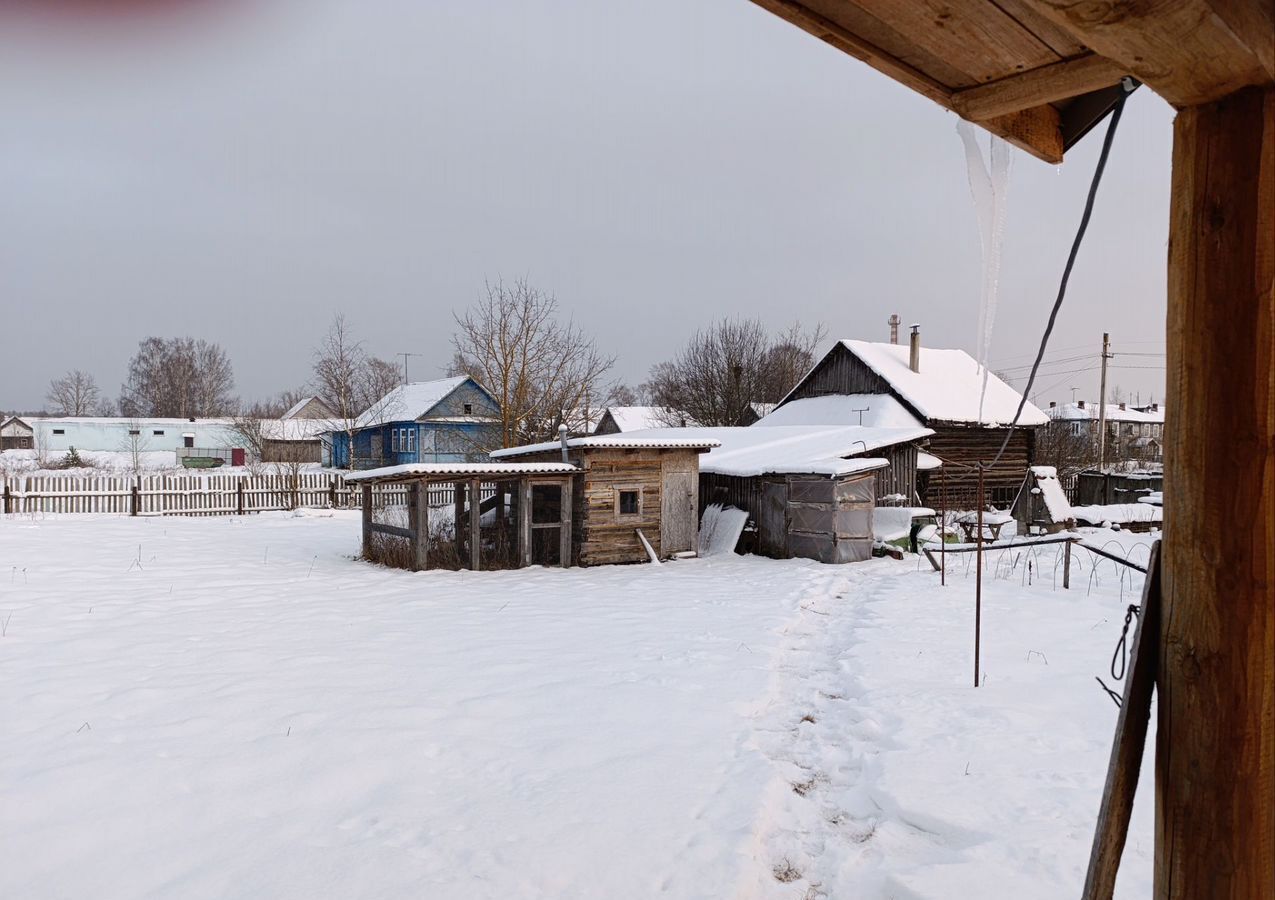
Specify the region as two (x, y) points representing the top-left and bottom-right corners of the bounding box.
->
(0, 513), (1153, 899)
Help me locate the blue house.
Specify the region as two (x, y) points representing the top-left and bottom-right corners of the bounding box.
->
(329, 376), (502, 469)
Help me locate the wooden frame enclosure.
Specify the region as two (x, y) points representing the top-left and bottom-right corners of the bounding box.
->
(347, 463), (579, 571)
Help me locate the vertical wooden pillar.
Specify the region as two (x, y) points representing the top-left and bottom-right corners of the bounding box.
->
(1159, 85), (1273, 900)
(408, 483), (429, 572)
(519, 478), (533, 567)
(559, 476), (573, 568)
(360, 484), (373, 559)
(469, 478), (482, 571)
(454, 482), (465, 564)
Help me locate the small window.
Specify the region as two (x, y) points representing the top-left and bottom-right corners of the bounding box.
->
(129, 429), (140, 436)
(617, 489), (640, 516)
(53, 428), (65, 435)
(463, 403), (473, 416)
(406, 429), (416, 452)
(153, 430), (165, 436)
(390, 429), (398, 453)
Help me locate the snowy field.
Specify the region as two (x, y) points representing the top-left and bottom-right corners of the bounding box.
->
(0, 512), (1154, 899)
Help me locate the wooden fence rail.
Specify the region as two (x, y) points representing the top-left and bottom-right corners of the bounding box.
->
(0, 473), (494, 518)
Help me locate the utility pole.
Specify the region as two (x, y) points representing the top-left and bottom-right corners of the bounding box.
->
(1097, 332), (1111, 470)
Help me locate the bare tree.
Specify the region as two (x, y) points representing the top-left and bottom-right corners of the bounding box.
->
(645, 319), (825, 427)
(449, 279), (615, 447)
(1036, 418), (1098, 481)
(46, 370), (101, 416)
(312, 315), (399, 465)
(363, 356), (403, 406)
(118, 418), (150, 476)
(119, 337), (236, 417)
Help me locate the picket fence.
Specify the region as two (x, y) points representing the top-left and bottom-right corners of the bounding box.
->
(1, 473), (491, 517)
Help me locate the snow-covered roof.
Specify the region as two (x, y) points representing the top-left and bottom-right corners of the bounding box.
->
(1047, 402), (1165, 424)
(260, 419), (329, 441)
(490, 433), (720, 459)
(755, 394), (925, 429)
(1029, 465), (1074, 522)
(828, 340), (1049, 427)
(620, 424), (931, 478)
(281, 396), (331, 420)
(344, 461), (579, 484)
(917, 451), (942, 470)
(30, 416), (235, 426)
(355, 376), (486, 429)
(1072, 503), (1162, 525)
(601, 406), (689, 431)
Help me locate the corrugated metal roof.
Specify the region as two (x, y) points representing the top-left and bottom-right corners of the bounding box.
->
(344, 461), (578, 484)
(490, 435), (720, 459)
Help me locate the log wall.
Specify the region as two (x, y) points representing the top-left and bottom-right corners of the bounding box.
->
(925, 425), (1034, 510)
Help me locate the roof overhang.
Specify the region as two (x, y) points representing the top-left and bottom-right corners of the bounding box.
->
(747, 1), (1274, 163)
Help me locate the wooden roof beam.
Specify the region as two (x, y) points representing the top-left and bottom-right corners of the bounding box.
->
(1025, 0), (1274, 107)
(952, 54), (1129, 121)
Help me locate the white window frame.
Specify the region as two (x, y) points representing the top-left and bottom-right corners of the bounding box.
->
(406, 428), (416, 454)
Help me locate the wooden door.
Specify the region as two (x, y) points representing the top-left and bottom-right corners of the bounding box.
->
(758, 479), (788, 558)
(660, 469), (696, 555)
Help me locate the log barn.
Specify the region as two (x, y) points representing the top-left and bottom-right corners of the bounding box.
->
(491, 434), (719, 565)
(770, 329), (1047, 509)
(739, 2), (1272, 896)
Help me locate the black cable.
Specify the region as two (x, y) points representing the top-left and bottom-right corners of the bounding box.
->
(986, 82), (1134, 472)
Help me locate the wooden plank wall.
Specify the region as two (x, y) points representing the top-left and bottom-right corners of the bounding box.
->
(784, 343), (893, 401)
(576, 448), (665, 566)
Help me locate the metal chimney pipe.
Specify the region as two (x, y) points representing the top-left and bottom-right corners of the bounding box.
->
(909, 324), (921, 373)
(558, 423), (570, 463)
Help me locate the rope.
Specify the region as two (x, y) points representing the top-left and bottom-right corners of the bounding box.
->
(1097, 602), (1141, 708)
(986, 80), (1134, 473)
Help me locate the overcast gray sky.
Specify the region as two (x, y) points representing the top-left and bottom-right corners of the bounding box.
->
(1, 0), (1172, 413)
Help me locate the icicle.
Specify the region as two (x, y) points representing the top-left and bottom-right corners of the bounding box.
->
(956, 120), (1013, 421)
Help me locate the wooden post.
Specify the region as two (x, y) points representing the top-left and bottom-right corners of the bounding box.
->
(360, 484), (373, 559)
(1063, 539), (1072, 590)
(469, 478), (481, 571)
(130, 482), (140, 517)
(236, 479), (245, 515)
(1158, 85), (1274, 900)
(559, 476), (573, 567)
(3, 481), (10, 515)
(940, 464), (946, 586)
(1083, 544), (1162, 900)
(974, 464), (984, 688)
(454, 482), (465, 564)
(519, 478), (533, 567)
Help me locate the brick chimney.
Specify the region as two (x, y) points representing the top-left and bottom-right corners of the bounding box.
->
(1119, 402), (1127, 411)
(1049, 401), (1057, 408)
(1078, 400), (1086, 409)
(888, 313), (900, 344)
(909, 324), (921, 373)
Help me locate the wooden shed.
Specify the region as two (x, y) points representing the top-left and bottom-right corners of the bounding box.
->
(741, 3), (1273, 897)
(490, 435), (719, 565)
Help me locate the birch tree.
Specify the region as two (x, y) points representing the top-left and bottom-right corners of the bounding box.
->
(312, 315), (399, 464)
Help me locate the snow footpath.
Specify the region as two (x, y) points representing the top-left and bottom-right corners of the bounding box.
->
(0, 513), (1153, 899)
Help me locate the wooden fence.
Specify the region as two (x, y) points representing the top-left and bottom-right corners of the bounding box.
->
(0, 473), (493, 517)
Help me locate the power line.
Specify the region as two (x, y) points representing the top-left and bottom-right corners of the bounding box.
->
(988, 82), (1131, 470)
